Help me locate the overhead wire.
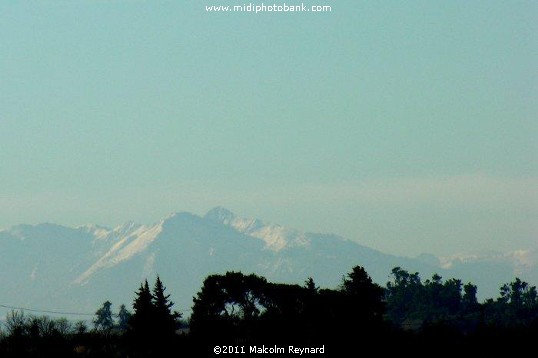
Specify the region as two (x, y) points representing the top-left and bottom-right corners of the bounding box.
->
(0, 303), (192, 317)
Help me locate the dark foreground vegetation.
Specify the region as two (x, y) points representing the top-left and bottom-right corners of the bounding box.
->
(1, 266), (538, 357)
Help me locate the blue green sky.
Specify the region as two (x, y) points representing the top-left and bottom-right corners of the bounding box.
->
(1, 1), (536, 256)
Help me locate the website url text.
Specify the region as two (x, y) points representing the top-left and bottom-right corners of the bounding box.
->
(205, 3), (332, 13)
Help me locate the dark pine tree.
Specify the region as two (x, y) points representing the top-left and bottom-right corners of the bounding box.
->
(130, 280), (155, 340)
(152, 275), (181, 339)
(127, 277), (182, 356)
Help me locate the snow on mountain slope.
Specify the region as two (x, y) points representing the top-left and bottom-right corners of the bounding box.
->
(0, 207), (536, 315)
(75, 222), (162, 284)
(204, 207), (309, 251)
(440, 249), (538, 276)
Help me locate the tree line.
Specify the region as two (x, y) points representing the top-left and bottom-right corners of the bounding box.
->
(1, 265), (538, 357)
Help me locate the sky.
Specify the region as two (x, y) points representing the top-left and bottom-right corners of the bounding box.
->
(0, 1), (536, 257)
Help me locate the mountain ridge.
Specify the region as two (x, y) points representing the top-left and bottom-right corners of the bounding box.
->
(0, 207), (535, 316)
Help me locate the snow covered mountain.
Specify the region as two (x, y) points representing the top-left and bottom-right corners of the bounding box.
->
(0, 207), (535, 318)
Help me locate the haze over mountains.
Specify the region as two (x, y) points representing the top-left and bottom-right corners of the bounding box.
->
(0, 207), (535, 318)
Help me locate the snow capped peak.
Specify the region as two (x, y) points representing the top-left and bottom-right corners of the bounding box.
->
(204, 208), (309, 252)
(77, 224), (111, 239)
(113, 221), (143, 236)
(204, 206), (237, 224)
(439, 249), (538, 275)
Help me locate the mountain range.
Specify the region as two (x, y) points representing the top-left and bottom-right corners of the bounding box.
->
(0, 207), (535, 319)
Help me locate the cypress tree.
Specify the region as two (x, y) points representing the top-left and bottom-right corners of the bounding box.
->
(152, 275), (181, 338)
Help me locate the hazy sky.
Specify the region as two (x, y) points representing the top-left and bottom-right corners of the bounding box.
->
(1, 1), (536, 256)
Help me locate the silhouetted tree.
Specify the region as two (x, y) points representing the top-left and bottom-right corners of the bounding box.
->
(484, 278), (538, 327)
(54, 318), (72, 336)
(152, 276), (181, 338)
(1, 312), (75, 357)
(386, 268), (482, 329)
(94, 301), (114, 333)
(74, 320), (88, 335)
(386, 267), (424, 325)
(341, 265), (385, 320)
(462, 282), (478, 310)
(5, 266), (538, 357)
(5, 310), (28, 337)
(423, 276), (462, 319)
(127, 277), (181, 356)
(129, 280), (154, 339)
(190, 272), (268, 341)
(499, 278), (537, 308)
(304, 277), (319, 293)
(117, 304), (132, 332)
(301, 277), (320, 340)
